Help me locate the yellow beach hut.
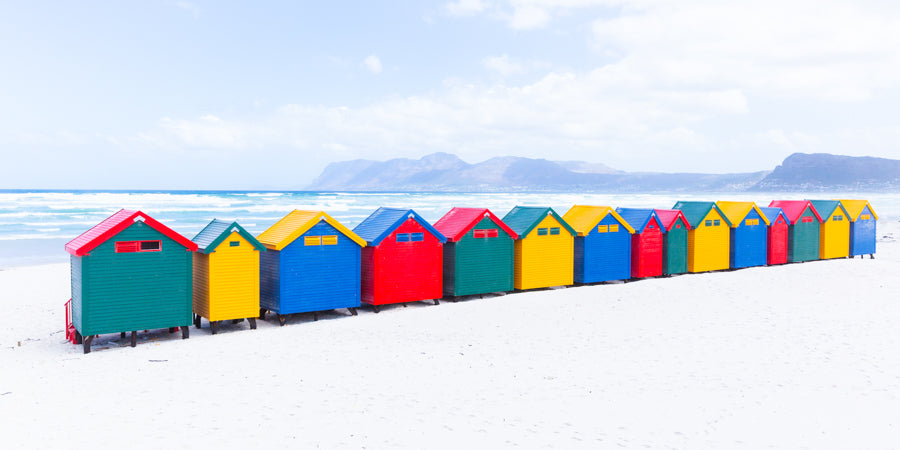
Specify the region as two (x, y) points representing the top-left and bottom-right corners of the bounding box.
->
(501, 206), (576, 290)
(673, 201), (732, 273)
(191, 220), (267, 334)
(808, 200), (850, 259)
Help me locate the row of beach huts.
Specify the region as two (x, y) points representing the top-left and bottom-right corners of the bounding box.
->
(64, 199), (878, 353)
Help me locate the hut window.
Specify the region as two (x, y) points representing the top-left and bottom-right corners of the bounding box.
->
(861, 214), (870, 220)
(116, 240), (160, 253)
(474, 229), (498, 239)
(304, 236), (322, 246)
(474, 229), (486, 238)
(713, 220), (721, 226)
(704, 220), (712, 227)
(410, 232), (424, 242)
(396, 233), (410, 242)
(322, 235), (338, 245)
(648, 223), (655, 229)
(549, 227), (560, 235)
(833, 215), (843, 221)
(801, 217), (814, 223)
(608, 225), (619, 233)
(487, 229), (498, 238)
(745, 219), (759, 226)
(597, 225), (608, 233)
(537, 228), (548, 236)
(675, 224), (682, 229)
(229, 241), (240, 247)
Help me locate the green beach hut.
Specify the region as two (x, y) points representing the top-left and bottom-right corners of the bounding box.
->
(65, 210), (198, 353)
(769, 200), (823, 263)
(655, 209), (690, 275)
(433, 208), (518, 298)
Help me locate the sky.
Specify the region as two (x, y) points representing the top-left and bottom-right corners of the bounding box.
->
(1, 0), (899, 190)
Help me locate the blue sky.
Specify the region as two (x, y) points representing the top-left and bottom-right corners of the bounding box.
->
(2, 0), (898, 189)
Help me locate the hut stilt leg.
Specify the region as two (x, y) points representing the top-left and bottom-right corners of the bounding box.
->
(75, 330), (83, 345)
(248, 318), (257, 330)
(130, 331), (137, 347)
(211, 321), (218, 335)
(259, 308), (267, 320)
(232, 319), (241, 324)
(870, 254), (875, 259)
(168, 327), (177, 333)
(120, 332), (126, 339)
(349, 307), (358, 316)
(181, 326), (189, 339)
(278, 315), (286, 326)
(433, 298), (440, 305)
(314, 312), (318, 322)
(194, 314), (201, 329)
(82, 335), (93, 354)
(373, 305), (380, 314)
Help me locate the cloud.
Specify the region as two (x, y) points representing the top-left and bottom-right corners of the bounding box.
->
(171, 1), (200, 18)
(444, 0), (488, 16)
(364, 55), (383, 74)
(483, 54), (526, 76)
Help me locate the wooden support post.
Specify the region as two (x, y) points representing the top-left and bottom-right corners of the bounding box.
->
(181, 326), (189, 339)
(130, 331), (137, 347)
(82, 335), (94, 354)
(248, 318), (257, 330)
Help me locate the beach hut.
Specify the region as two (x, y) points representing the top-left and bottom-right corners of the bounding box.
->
(563, 205), (635, 283)
(769, 200), (823, 263)
(716, 201), (769, 269)
(64, 210), (197, 353)
(838, 199), (877, 258)
(809, 200), (851, 260)
(433, 208), (518, 298)
(353, 208), (446, 312)
(616, 208), (665, 279)
(759, 207), (789, 265)
(502, 206), (576, 290)
(191, 219), (266, 334)
(257, 210), (366, 325)
(672, 201), (732, 273)
(655, 209), (690, 275)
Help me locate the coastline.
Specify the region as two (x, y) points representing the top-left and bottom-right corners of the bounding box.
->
(0, 222), (897, 447)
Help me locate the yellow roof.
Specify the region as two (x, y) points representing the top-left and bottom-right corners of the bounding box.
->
(562, 205), (635, 236)
(715, 201), (770, 227)
(257, 210), (366, 250)
(836, 199), (879, 221)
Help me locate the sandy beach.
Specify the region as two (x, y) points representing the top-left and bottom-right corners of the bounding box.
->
(1, 221), (898, 449)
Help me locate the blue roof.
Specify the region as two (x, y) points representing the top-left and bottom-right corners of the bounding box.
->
(615, 208), (665, 234)
(759, 207), (788, 224)
(352, 207), (446, 246)
(192, 219), (266, 254)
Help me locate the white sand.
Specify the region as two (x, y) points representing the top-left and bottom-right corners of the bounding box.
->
(1, 222), (899, 449)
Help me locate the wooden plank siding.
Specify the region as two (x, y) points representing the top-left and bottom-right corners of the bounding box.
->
(687, 210), (730, 273)
(259, 248), (281, 312)
(79, 221), (192, 336)
(515, 215), (574, 290)
(449, 217), (514, 296)
(729, 208), (768, 269)
(192, 252), (210, 319)
(662, 218), (688, 275)
(788, 208), (820, 263)
(70, 255), (83, 332)
(574, 214), (632, 283)
(204, 232), (260, 321)
(850, 205), (876, 256)
(362, 218), (442, 305)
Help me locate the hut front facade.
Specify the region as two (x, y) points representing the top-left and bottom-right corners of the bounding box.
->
(759, 207), (789, 265)
(191, 220), (266, 333)
(257, 210), (366, 324)
(353, 208), (446, 310)
(769, 200), (822, 263)
(716, 201), (769, 269)
(502, 206), (575, 290)
(672, 202), (732, 273)
(655, 209), (690, 275)
(65, 210), (197, 353)
(838, 199), (877, 258)
(433, 208), (517, 297)
(809, 200), (851, 260)
(616, 208), (665, 278)
(563, 205), (635, 283)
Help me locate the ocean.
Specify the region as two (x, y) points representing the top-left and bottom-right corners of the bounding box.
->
(0, 190), (896, 269)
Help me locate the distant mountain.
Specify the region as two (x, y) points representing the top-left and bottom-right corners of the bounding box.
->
(307, 152), (899, 192)
(750, 153), (900, 191)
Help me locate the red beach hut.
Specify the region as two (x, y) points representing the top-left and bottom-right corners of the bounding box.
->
(615, 208), (665, 278)
(759, 207), (789, 265)
(352, 208), (447, 312)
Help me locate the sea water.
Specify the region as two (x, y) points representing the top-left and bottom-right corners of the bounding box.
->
(0, 190), (896, 269)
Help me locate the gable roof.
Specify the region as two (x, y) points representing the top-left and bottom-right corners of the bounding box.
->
(501, 206), (577, 239)
(192, 219), (267, 254)
(433, 207), (518, 242)
(258, 210), (366, 250)
(563, 205), (636, 236)
(654, 209), (692, 231)
(808, 200), (849, 220)
(65, 209), (198, 256)
(759, 207), (789, 225)
(715, 201), (771, 227)
(672, 201), (733, 228)
(836, 199), (879, 221)
(352, 207), (446, 246)
(616, 208), (665, 234)
(769, 200), (824, 224)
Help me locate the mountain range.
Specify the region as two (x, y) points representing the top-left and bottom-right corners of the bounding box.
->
(307, 152), (900, 192)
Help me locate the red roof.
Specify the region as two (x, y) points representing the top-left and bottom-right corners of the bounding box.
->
(654, 209), (692, 231)
(65, 209), (198, 256)
(768, 200), (823, 225)
(433, 207), (518, 242)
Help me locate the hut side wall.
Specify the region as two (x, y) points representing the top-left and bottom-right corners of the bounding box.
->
(577, 214), (631, 283)
(850, 205), (876, 256)
(278, 221), (361, 313)
(79, 222), (192, 336)
(70, 254), (83, 332)
(442, 242), (457, 297)
(207, 232), (260, 321)
(452, 217), (514, 296)
(515, 216), (573, 289)
(259, 248), (281, 312)
(730, 209), (767, 269)
(362, 219), (442, 305)
(192, 252), (210, 319)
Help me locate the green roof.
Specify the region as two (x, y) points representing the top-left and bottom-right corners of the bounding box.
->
(672, 201), (732, 228)
(192, 219), (266, 254)
(501, 206), (576, 239)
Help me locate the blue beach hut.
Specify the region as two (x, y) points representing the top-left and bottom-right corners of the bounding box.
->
(562, 205), (635, 283)
(716, 201), (769, 269)
(838, 200), (877, 258)
(256, 210), (366, 325)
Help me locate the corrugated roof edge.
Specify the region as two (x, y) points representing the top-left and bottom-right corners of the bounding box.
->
(193, 219), (267, 254)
